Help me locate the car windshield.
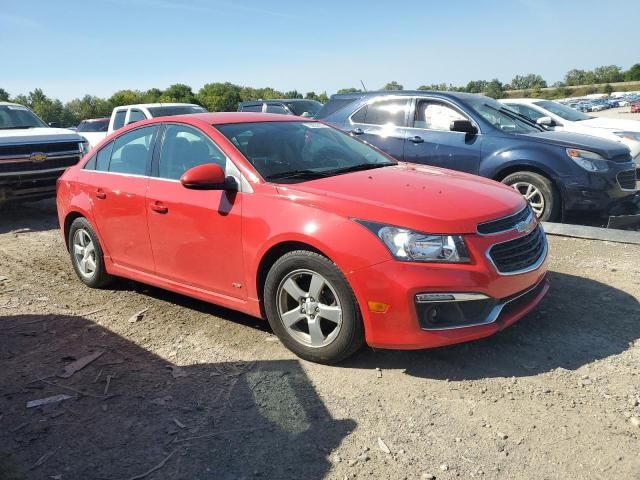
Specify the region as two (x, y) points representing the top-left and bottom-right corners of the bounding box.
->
(465, 97), (542, 134)
(533, 100), (592, 121)
(285, 101), (322, 117)
(147, 105), (207, 117)
(0, 105), (48, 129)
(216, 121), (396, 183)
(77, 119), (109, 132)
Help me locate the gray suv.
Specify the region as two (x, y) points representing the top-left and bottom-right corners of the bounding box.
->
(237, 99), (322, 117)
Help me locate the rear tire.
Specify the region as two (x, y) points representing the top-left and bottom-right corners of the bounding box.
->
(264, 250), (364, 364)
(502, 171), (560, 222)
(68, 217), (113, 288)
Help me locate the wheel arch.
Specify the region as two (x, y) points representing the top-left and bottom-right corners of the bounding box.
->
(63, 211), (87, 251)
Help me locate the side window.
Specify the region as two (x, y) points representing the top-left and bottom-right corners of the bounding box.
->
(109, 126), (156, 175)
(158, 124), (226, 180)
(352, 98), (410, 126)
(265, 104), (288, 114)
(112, 110), (126, 130)
(414, 100), (466, 131)
(128, 109), (146, 124)
(95, 142), (114, 171)
(241, 104), (263, 112)
(83, 154), (97, 170)
(508, 104), (545, 121)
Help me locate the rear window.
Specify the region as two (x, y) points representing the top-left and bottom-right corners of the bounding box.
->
(77, 119), (109, 132)
(240, 104), (263, 112)
(147, 105), (207, 117)
(314, 98), (359, 119)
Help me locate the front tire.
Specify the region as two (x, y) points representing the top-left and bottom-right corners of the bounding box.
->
(502, 171), (561, 222)
(264, 250), (364, 364)
(68, 217), (112, 288)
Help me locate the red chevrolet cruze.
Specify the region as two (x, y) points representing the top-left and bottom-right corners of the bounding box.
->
(57, 113), (549, 363)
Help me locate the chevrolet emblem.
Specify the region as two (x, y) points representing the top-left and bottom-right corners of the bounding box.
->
(515, 218), (535, 234)
(30, 152), (47, 163)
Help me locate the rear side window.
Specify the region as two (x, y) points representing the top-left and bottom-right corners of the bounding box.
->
(112, 110), (126, 130)
(315, 98), (358, 119)
(108, 126), (157, 175)
(351, 98), (410, 126)
(95, 142), (114, 171)
(158, 124), (226, 180)
(265, 104), (289, 114)
(241, 104), (263, 112)
(128, 109), (146, 124)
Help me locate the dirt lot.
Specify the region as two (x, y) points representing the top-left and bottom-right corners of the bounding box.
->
(1, 201), (639, 480)
(590, 106), (640, 121)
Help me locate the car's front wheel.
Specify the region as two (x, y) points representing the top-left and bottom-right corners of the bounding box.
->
(502, 171), (560, 222)
(264, 250), (364, 364)
(68, 217), (112, 288)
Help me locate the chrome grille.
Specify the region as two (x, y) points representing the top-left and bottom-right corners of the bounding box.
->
(477, 206), (532, 235)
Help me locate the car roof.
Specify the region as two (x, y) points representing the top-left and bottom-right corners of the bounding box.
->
(113, 103), (201, 109)
(239, 98), (321, 105)
(0, 101), (24, 107)
(158, 112), (310, 125)
(328, 90), (484, 101)
(499, 98), (539, 104)
(81, 117), (110, 122)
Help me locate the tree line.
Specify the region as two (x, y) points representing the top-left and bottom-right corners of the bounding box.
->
(1, 63), (638, 127)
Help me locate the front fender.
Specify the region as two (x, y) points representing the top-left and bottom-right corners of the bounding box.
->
(479, 139), (569, 179)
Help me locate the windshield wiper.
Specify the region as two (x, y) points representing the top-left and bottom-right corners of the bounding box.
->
(326, 163), (394, 175)
(264, 169), (331, 181)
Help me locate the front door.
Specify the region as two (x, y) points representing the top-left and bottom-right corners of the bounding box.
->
(403, 98), (482, 174)
(146, 123), (245, 299)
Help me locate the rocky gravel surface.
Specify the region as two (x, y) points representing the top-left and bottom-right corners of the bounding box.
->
(1, 200), (639, 479)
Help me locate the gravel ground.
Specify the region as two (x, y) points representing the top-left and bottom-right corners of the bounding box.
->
(589, 106), (640, 121)
(1, 201), (639, 480)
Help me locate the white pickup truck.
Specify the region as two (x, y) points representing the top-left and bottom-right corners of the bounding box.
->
(0, 102), (88, 205)
(79, 103), (207, 148)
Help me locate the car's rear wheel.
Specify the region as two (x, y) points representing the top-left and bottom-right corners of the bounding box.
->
(264, 250), (364, 364)
(68, 217), (112, 288)
(502, 171), (560, 222)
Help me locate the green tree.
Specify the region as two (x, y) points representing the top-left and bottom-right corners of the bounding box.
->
(0, 88), (9, 102)
(464, 80), (488, 94)
(144, 88), (163, 103)
(417, 83), (449, 91)
(317, 91), (329, 104)
(382, 81), (403, 91)
(483, 79), (505, 99)
(603, 83), (614, 95)
(624, 63), (640, 81)
(66, 95), (112, 121)
(197, 82), (242, 111)
(336, 88), (362, 94)
(163, 83), (197, 103)
(593, 65), (623, 84)
(109, 90), (145, 107)
(510, 74), (547, 90)
(284, 90), (303, 99)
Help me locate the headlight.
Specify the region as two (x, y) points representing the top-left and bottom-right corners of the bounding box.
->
(79, 140), (90, 156)
(566, 148), (609, 172)
(613, 131), (640, 142)
(355, 220), (470, 263)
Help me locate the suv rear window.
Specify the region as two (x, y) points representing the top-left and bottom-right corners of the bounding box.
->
(77, 119), (109, 132)
(240, 104), (263, 112)
(314, 98), (358, 119)
(147, 105), (206, 117)
(351, 98), (410, 126)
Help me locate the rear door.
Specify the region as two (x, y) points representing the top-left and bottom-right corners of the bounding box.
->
(403, 97), (481, 174)
(145, 123), (245, 299)
(82, 125), (159, 273)
(347, 97), (410, 161)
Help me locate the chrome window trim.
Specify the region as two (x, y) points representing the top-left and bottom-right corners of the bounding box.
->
(418, 275), (547, 331)
(476, 207), (534, 236)
(485, 227), (548, 276)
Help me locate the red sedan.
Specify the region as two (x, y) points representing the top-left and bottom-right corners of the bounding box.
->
(56, 113), (548, 363)
(631, 101), (640, 114)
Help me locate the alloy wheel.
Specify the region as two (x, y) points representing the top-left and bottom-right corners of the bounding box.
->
(72, 228), (97, 279)
(276, 269), (343, 348)
(511, 182), (545, 217)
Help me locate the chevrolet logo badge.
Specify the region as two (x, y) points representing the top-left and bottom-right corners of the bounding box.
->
(30, 152), (47, 163)
(515, 218), (535, 234)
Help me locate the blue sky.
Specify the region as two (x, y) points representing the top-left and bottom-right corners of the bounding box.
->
(2, 0), (638, 101)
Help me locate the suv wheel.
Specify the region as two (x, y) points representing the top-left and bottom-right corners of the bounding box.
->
(502, 172), (560, 222)
(264, 250), (364, 364)
(68, 217), (112, 288)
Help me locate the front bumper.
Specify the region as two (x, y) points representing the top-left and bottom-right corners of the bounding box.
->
(560, 161), (638, 214)
(0, 168), (67, 203)
(346, 227), (549, 350)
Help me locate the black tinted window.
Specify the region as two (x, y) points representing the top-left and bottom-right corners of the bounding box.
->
(351, 105), (367, 123)
(113, 110), (126, 130)
(147, 106), (207, 117)
(128, 109), (146, 124)
(109, 126), (156, 175)
(95, 142), (113, 171)
(158, 124), (226, 180)
(315, 97), (359, 119)
(241, 104), (263, 112)
(265, 104), (289, 114)
(77, 119), (109, 132)
(354, 98), (410, 126)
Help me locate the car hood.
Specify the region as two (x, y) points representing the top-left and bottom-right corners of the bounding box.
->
(515, 130), (631, 160)
(580, 117), (640, 132)
(276, 163), (526, 234)
(0, 127), (83, 144)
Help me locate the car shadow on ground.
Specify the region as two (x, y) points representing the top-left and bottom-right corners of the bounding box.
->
(0, 314), (354, 480)
(0, 200), (59, 235)
(342, 271), (640, 380)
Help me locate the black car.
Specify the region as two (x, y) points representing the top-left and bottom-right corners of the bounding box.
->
(316, 91), (638, 222)
(237, 99), (322, 118)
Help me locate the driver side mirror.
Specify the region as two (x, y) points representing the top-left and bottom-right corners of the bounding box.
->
(180, 164), (238, 191)
(450, 120), (478, 135)
(536, 116), (556, 128)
